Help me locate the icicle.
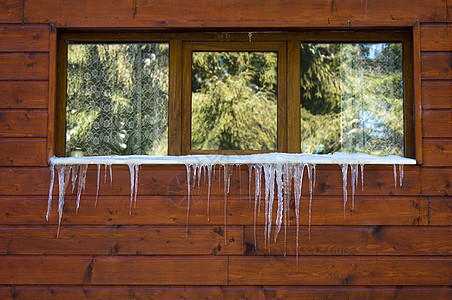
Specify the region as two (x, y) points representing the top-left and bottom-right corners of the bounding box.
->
(71, 165), (79, 193)
(399, 164), (404, 187)
(134, 164), (139, 208)
(253, 164), (262, 250)
(282, 164), (292, 256)
(46, 163), (55, 221)
(274, 164), (284, 242)
(223, 165), (230, 245)
(109, 165), (113, 186)
(293, 164), (304, 263)
(307, 164), (316, 241)
(197, 164), (202, 192)
(248, 165), (253, 208)
(56, 165), (71, 236)
(263, 164), (275, 251)
(350, 164), (358, 211)
(360, 164), (364, 191)
(206, 164), (212, 221)
(104, 164), (108, 183)
(341, 164), (349, 218)
(94, 164), (101, 207)
(185, 164), (192, 236)
(128, 164), (135, 214)
(76, 165), (88, 214)
(393, 164), (397, 189)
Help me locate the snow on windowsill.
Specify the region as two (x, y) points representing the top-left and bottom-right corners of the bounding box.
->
(50, 152), (416, 166)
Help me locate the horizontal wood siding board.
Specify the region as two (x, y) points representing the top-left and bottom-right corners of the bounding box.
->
(428, 197), (452, 225)
(0, 165), (419, 197)
(0, 54), (49, 81)
(421, 53), (452, 80)
(0, 112), (48, 137)
(2, 226), (448, 256)
(421, 25), (452, 51)
(0, 26), (50, 52)
(228, 257), (452, 285)
(421, 168), (452, 196)
(24, 0), (448, 23)
(1, 197), (428, 226)
(0, 140), (47, 166)
(1, 257), (228, 285)
(0, 82), (48, 109)
(421, 82), (452, 109)
(0, 286), (451, 300)
(0, 0), (22, 23)
(422, 110), (452, 138)
(244, 226), (452, 256)
(423, 139), (452, 166)
(0, 227), (243, 256)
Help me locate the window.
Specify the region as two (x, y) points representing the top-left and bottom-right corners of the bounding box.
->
(56, 31), (413, 157)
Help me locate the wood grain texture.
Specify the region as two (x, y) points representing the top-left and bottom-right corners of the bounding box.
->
(422, 110), (452, 138)
(0, 26), (49, 52)
(428, 197), (452, 225)
(23, 0), (449, 24)
(0, 166), (421, 196)
(0, 82), (48, 109)
(0, 54), (49, 81)
(0, 140), (47, 166)
(0, 0), (22, 23)
(228, 256), (452, 285)
(0, 286), (451, 300)
(1, 257), (228, 285)
(423, 139), (452, 166)
(421, 53), (452, 80)
(422, 168), (452, 196)
(421, 25), (452, 51)
(421, 82), (452, 109)
(0, 112), (48, 137)
(0, 196), (428, 226)
(244, 226), (451, 256)
(0, 227), (243, 256)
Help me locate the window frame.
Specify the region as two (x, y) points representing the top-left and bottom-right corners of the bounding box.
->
(56, 30), (413, 158)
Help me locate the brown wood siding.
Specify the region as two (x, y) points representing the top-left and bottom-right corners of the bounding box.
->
(0, 3), (451, 299)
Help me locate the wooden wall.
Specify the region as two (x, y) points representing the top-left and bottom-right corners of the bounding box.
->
(0, 1), (451, 299)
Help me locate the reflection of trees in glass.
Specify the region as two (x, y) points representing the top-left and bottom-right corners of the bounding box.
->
(300, 43), (404, 156)
(66, 43), (169, 156)
(191, 52), (277, 151)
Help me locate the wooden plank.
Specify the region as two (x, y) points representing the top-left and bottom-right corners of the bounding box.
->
(423, 139), (452, 166)
(0, 257), (227, 285)
(0, 165), (421, 196)
(244, 226), (452, 256)
(228, 256), (452, 285)
(429, 197), (452, 225)
(422, 168), (452, 196)
(421, 25), (452, 51)
(0, 82), (48, 109)
(422, 82), (452, 109)
(422, 110), (452, 138)
(0, 0), (22, 23)
(0, 54), (49, 81)
(0, 227), (242, 256)
(0, 286), (451, 300)
(0, 196), (428, 226)
(24, 0), (448, 25)
(0, 26), (49, 52)
(0, 112), (48, 137)
(421, 53), (452, 80)
(0, 140), (47, 166)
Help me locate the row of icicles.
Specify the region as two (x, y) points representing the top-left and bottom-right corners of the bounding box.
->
(47, 163), (404, 258)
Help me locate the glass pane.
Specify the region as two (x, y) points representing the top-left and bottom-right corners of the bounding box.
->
(191, 51), (278, 151)
(300, 43), (404, 156)
(65, 43), (169, 156)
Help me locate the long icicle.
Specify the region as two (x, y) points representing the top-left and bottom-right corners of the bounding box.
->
(307, 164), (316, 242)
(185, 164), (191, 237)
(46, 163), (55, 221)
(76, 165), (88, 214)
(94, 164), (101, 207)
(399, 164), (404, 187)
(57, 165), (71, 236)
(134, 164), (139, 208)
(341, 164), (349, 218)
(128, 164), (135, 215)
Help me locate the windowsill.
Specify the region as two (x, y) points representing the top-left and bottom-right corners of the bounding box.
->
(50, 153), (417, 166)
